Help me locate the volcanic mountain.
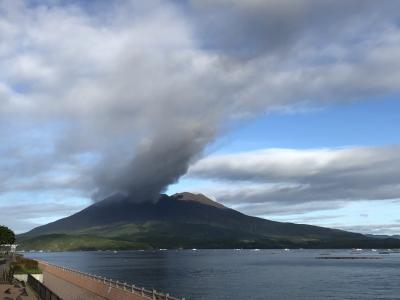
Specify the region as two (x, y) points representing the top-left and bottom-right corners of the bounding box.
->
(19, 193), (400, 251)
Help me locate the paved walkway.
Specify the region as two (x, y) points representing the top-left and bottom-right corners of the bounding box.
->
(39, 261), (156, 300)
(43, 270), (106, 300)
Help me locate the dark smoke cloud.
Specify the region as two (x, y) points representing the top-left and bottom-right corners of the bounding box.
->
(94, 127), (216, 202)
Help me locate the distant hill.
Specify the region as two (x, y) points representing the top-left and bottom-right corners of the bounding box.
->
(18, 193), (400, 251)
(366, 234), (400, 240)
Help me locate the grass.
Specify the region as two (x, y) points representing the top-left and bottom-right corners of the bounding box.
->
(12, 265), (41, 275)
(11, 256), (42, 274)
(18, 233), (151, 251)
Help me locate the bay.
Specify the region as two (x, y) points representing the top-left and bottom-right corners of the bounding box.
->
(26, 249), (400, 300)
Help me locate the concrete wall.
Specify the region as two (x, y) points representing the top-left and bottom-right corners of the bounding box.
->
(38, 262), (152, 300)
(14, 273), (43, 283)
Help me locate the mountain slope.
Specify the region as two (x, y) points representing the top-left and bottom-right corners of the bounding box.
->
(19, 193), (400, 250)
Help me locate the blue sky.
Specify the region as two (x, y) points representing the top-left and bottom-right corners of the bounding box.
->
(1, 0), (400, 235)
(216, 95), (400, 152)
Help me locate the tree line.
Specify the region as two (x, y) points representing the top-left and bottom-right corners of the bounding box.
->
(0, 225), (15, 245)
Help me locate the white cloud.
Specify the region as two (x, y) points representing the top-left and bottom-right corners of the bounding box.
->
(336, 223), (400, 236)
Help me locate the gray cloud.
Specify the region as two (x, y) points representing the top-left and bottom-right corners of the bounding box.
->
(0, 202), (87, 233)
(0, 0), (399, 214)
(189, 146), (400, 211)
(229, 200), (345, 217)
(281, 215), (346, 223)
(187, 0), (400, 59)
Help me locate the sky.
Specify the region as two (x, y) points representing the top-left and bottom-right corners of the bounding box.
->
(0, 0), (400, 235)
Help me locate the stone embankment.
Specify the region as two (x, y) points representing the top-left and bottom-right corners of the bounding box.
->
(1, 256), (38, 299)
(0, 281), (37, 300)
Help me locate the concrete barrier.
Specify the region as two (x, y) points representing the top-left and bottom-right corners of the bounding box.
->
(14, 273), (43, 283)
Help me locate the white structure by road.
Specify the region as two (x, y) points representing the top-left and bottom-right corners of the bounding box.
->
(0, 244), (18, 255)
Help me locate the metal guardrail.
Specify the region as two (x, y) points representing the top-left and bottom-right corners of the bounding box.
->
(28, 273), (63, 300)
(40, 261), (185, 300)
(0, 270), (10, 284)
(0, 257), (11, 283)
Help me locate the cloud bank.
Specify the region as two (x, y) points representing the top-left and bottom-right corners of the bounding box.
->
(188, 146), (400, 214)
(0, 0), (400, 213)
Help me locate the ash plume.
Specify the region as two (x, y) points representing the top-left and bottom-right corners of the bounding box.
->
(93, 127), (216, 202)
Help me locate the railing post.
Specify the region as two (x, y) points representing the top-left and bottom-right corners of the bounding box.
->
(141, 287), (144, 296)
(124, 282), (127, 290)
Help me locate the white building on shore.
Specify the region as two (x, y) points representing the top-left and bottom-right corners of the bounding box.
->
(0, 244), (18, 255)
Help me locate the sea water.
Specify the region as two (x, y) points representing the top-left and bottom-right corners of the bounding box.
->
(26, 249), (400, 300)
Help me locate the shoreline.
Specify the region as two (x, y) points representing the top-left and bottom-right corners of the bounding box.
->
(19, 247), (400, 253)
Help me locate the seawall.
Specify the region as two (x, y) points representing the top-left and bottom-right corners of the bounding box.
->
(37, 260), (183, 300)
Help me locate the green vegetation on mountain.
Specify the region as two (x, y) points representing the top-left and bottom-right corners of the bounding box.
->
(19, 234), (150, 251)
(17, 193), (400, 251)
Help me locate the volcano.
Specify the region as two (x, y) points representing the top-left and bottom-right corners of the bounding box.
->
(18, 193), (400, 250)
